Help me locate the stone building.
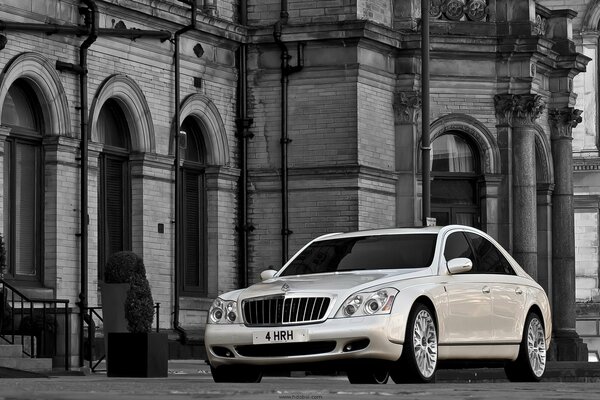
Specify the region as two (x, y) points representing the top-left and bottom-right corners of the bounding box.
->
(0, 0), (594, 366)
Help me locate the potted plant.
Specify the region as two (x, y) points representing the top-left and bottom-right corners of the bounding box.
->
(102, 251), (168, 377)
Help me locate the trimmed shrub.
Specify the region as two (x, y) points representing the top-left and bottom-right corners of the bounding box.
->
(104, 251), (154, 333)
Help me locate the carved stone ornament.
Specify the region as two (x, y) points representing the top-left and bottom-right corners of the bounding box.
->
(393, 92), (422, 123)
(430, 0), (445, 19)
(465, 0), (487, 22)
(444, 0), (465, 21)
(533, 14), (547, 36)
(494, 94), (546, 125)
(549, 108), (583, 138)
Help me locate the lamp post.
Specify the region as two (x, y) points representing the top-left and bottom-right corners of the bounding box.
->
(421, 0), (431, 226)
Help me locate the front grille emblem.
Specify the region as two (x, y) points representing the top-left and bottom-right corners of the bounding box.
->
(281, 283), (290, 292)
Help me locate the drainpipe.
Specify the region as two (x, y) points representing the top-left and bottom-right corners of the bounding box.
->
(421, 0), (431, 226)
(78, 0), (98, 369)
(173, 0), (197, 343)
(236, 0), (252, 288)
(273, 20), (304, 265)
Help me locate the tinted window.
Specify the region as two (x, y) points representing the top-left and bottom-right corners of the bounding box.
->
(280, 234), (437, 276)
(466, 233), (515, 275)
(443, 232), (475, 265)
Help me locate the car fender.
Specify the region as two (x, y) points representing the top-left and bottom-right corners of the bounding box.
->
(386, 282), (446, 344)
(523, 285), (553, 348)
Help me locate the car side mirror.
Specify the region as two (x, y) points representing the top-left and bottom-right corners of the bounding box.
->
(260, 269), (278, 281)
(447, 257), (473, 275)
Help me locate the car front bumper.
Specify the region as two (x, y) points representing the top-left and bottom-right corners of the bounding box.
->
(205, 315), (403, 369)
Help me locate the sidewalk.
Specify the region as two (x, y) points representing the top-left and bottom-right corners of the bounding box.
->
(4, 359), (600, 382)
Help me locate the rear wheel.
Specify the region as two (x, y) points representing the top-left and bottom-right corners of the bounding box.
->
(504, 312), (546, 382)
(210, 365), (262, 383)
(390, 303), (438, 384)
(347, 366), (389, 384)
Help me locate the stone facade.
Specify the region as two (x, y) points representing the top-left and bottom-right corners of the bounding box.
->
(0, 0), (595, 366)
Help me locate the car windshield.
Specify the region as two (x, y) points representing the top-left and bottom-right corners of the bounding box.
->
(280, 233), (437, 276)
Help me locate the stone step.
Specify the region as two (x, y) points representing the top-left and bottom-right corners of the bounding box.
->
(0, 357), (52, 372)
(0, 344), (23, 358)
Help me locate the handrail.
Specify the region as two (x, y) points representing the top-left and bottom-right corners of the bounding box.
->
(0, 279), (70, 370)
(84, 303), (161, 372)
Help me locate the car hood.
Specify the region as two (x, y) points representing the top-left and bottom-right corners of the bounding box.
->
(237, 268), (433, 301)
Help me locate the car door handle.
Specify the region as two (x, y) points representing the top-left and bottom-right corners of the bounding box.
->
(515, 288), (523, 295)
(482, 286), (490, 294)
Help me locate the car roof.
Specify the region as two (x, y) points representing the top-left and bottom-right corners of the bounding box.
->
(313, 226), (444, 241)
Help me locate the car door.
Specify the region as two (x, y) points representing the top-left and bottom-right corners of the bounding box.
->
(441, 231), (494, 345)
(465, 233), (525, 344)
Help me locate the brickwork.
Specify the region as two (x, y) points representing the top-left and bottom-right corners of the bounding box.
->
(248, 0), (393, 26)
(0, 0), (595, 364)
(357, 0), (392, 27)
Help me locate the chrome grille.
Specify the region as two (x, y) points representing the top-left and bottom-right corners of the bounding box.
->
(243, 296), (330, 326)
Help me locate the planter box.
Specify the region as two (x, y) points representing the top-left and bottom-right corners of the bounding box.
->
(107, 332), (168, 377)
(100, 282), (129, 359)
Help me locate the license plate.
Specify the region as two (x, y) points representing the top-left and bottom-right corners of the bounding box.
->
(253, 329), (309, 344)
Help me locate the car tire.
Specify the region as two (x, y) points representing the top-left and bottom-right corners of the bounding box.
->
(210, 365), (262, 383)
(390, 303), (438, 384)
(346, 366), (390, 384)
(504, 312), (546, 382)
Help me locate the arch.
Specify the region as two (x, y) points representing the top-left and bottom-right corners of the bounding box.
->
(532, 124), (554, 185)
(177, 94), (230, 166)
(0, 52), (71, 136)
(429, 113), (501, 174)
(583, 0), (600, 31)
(89, 74), (156, 153)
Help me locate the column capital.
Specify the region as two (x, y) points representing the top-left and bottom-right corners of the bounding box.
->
(494, 94), (546, 126)
(549, 107), (582, 139)
(393, 91), (421, 124)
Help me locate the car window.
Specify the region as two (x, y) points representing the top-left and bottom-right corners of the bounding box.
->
(465, 233), (515, 275)
(280, 234), (437, 276)
(443, 232), (475, 266)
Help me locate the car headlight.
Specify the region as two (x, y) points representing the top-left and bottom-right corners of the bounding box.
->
(208, 298), (238, 324)
(336, 288), (398, 318)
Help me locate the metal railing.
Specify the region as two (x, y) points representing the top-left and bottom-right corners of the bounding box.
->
(84, 303), (161, 372)
(0, 280), (70, 370)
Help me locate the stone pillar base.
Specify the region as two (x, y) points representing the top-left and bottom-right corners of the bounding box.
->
(550, 330), (588, 361)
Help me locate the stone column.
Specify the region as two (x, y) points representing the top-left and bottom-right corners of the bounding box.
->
(495, 94), (545, 280)
(549, 107), (588, 361)
(393, 91), (420, 226)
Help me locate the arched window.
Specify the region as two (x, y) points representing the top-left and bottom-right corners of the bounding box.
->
(97, 99), (131, 279)
(2, 80), (44, 282)
(430, 132), (481, 227)
(180, 117), (207, 295)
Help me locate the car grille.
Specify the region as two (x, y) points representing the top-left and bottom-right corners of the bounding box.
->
(236, 341), (336, 357)
(243, 296), (330, 326)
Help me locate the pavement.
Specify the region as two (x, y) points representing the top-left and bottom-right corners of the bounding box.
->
(3, 359), (600, 383)
(0, 360), (599, 400)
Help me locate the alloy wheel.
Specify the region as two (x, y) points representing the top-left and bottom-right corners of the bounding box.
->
(527, 316), (546, 378)
(412, 309), (438, 379)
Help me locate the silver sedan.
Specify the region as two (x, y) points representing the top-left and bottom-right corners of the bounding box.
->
(204, 225), (551, 384)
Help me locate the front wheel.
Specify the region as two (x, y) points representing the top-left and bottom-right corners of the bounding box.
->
(210, 365), (262, 383)
(347, 367), (389, 384)
(504, 312), (546, 382)
(390, 303), (438, 384)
